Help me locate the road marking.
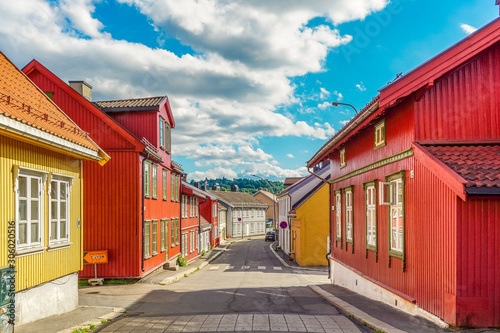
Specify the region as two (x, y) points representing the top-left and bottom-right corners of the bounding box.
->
(209, 266), (219, 270)
(241, 266), (250, 270)
(274, 267), (282, 270)
(258, 266), (266, 270)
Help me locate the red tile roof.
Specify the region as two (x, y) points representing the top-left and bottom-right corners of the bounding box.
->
(425, 145), (500, 188)
(0, 52), (106, 161)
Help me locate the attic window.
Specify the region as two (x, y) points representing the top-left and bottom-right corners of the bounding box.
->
(339, 148), (346, 168)
(45, 92), (54, 100)
(374, 119), (385, 149)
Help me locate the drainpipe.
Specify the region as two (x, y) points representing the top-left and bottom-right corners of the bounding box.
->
(141, 152), (150, 272)
(199, 195), (207, 251)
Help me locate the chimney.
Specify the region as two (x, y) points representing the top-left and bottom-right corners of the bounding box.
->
(231, 185), (239, 192)
(194, 182), (200, 189)
(212, 183), (220, 191)
(258, 187), (263, 191)
(201, 184), (206, 191)
(69, 81), (92, 100)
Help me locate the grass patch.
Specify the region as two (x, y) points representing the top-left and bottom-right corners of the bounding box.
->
(78, 280), (90, 287)
(104, 279), (135, 285)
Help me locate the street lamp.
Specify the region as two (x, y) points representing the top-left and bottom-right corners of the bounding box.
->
(332, 102), (358, 114)
(252, 174), (277, 231)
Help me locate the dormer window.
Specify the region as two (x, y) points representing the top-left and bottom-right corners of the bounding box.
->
(374, 119), (385, 149)
(159, 117), (165, 149)
(339, 147), (346, 168)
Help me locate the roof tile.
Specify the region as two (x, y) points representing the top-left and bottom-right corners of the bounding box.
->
(93, 97), (164, 111)
(425, 144), (500, 188)
(0, 52), (99, 151)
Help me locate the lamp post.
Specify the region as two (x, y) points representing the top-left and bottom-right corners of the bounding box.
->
(331, 102), (358, 114)
(252, 174), (277, 231)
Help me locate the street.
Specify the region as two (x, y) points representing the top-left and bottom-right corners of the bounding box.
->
(81, 238), (372, 332)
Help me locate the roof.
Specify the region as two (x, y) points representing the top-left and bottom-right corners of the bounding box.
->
(93, 97), (165, 112)
(253, 190), (277, 202)
(423, 144), (500, 189)
(0, 52), (108, 164)
(200, 216), (212, 231)
(284, 177), (303, 187)
(22, 59), (146, 154)
(182, 181), (207, 199)
(308, 17), (500, 168)
(379, 17), (500, 107)
(208, 190), (268, 208)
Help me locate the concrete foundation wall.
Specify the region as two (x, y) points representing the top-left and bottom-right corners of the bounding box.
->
(15, 273), (78, 325)
(330, 259), (448, 328)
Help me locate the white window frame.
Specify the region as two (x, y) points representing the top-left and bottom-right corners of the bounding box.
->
(15, 167), (48, 251)
(339, 148), (346, 168)
(374, 119), (386, 149)
(365, 184), (377, 248)
(335, 191), (342, 240)
(390, 178), (404, 253)
(345, 188), (353, 243)
(49, 175), (73, 246)
(144, 221), (151, 259)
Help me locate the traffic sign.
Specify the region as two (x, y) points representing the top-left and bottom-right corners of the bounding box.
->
(83, 250), (108, 264)
(238, 217), (242, 222)
(280, 221), (288, 229)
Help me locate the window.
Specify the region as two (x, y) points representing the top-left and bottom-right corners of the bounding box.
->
(175, 218), (180, 245)
(334, 190), (342, 242)
(170, 219), (176, 247)
(152, 165), (157, 199)
(195, 198), (198, 217)
(161, 220), (167, 252)
(16, 171), (45, 249)
(339, 148), (346, 168)
(163, 169), (167, 200)
(374, 119), (386, 149)
(182, 233), (188, 256)
(144, 161), (151, 198)
(171, 173), (175, 202)
(381, 171), (405, 264)
(364, 181), (377, 252)
(165, 123), (171, 153)
(159, 117), (165, 149)
(344, 186), (353, 245)
(144, 221), (151, 258)
(152, 220), (158, 255)
(49, 178), (71, 245)
(190, 231), (194, 253)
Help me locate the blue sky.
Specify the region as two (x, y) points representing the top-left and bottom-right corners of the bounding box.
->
(0, 0), (497, 181)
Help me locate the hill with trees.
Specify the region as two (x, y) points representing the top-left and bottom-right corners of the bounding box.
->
(190, 177), (284, 195)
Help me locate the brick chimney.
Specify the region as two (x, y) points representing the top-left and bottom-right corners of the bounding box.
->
(231, 185), (239, 192)
(69, 81), (92, 100)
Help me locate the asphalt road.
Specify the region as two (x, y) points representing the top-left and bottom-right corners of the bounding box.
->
(87, 238), (373, 332)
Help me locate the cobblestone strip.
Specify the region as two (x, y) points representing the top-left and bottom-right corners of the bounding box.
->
(182, 314), (209, 332)
(315, 315), (343, 333)
(200, 314), (223, 332)
(217, 313), (238, 331)
(331, 315), (361, 333)
(253, 313), (270, 331)
(299, 314), (324, 332)
(235, 314), (253, 331)
(269, 314), (288, 332)
(285, 314), (307, 332)
(166, 315), (193, 332)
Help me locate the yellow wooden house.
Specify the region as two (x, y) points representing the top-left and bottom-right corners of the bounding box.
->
(0, 52), (108, 325)
(289, 178), (330, 267)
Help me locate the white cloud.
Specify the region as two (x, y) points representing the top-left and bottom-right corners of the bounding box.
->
(460, 23), (477, 35)
(356, 82), (366, 91)
(317, 101), (331, 110)
(189, 167), (238, 181)
(340, 120), (350, 125)
(0, 0), (388, 178)
(287, 153), (295, 158)
(239, 162), (307, 179)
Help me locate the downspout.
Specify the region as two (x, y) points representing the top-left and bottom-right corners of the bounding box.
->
(199, 196), (208, 251)
(141, 152), (150, 272)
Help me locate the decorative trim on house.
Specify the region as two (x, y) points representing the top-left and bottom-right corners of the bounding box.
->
(330, 148), (413, 184)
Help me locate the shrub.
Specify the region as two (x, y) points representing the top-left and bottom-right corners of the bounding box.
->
(177, 254), (188, 267)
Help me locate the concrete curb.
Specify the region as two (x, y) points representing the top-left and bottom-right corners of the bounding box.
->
(158, 243), (232, 285)
(309, 285), (407, 333)
(57, 307), (126, 333)
(268, 243), (327, 272)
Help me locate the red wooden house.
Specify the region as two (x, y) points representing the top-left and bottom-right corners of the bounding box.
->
(198, 186), (220, 249)
(181, 181), (206, 262)
(23, 61), (183, 279)
(307, 18), (500, 328)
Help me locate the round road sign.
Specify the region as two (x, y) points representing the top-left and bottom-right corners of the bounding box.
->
(238, 217), (242, 222)
(280, 221), (288, 229)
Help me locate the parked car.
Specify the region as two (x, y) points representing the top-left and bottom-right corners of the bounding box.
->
(265, 231), (275, 241)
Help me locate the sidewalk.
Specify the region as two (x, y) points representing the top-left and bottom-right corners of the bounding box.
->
(268, 243), (498, 333)
(15, 241), (233, 333)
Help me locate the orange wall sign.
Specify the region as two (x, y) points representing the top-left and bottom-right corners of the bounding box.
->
(83, 250), (108, 264)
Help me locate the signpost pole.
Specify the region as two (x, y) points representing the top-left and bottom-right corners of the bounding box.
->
(94, 263), (97, 279)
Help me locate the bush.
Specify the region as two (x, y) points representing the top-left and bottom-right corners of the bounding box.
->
(201, 250), (206, 257)
(177, 254), (188, 267)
